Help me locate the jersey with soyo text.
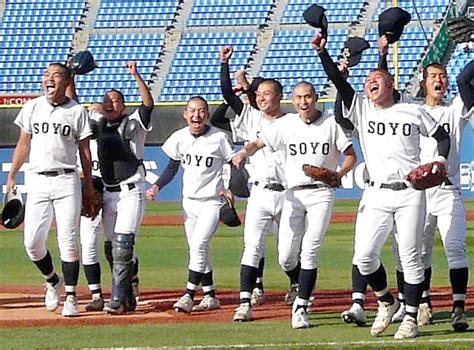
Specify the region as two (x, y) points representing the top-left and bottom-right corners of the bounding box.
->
(162, 125), (235, 199)
(261, 112), (352, 189)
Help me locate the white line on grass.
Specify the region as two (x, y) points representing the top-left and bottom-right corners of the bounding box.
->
(153, 337), (474, 349)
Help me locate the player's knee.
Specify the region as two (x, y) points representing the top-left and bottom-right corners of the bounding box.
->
(278, 253), (297, 272)
(24, 245), (47, 261)
(112, 233), (134, 263)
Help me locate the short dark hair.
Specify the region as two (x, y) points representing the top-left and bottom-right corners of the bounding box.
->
(49, 63), (72, 79)
(422, 62), (447, 80)
(106, 88), (125, 103)
(292, 81), (317, 96)
(368, 68), (394, 81)
(258, 78), (283, 96)
(187, 95), (209, 109)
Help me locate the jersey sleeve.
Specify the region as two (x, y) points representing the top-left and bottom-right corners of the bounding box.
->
(341, 92), (363, 128)
(76, 106), (93, 141)
(230, 103), (253, 142)
(220, 133), (237, 162)
(131, 107), (153, 132)
(259, 118), (283, 153)
(13, 99), (36, 134)
(451, 95), (474, 121)
(161, 131), (181, 161)
(418, 106), (439, 137)
(334, 122), (353, 153)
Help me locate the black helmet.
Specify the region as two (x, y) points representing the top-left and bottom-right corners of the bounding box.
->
(2, 188), (25, 229)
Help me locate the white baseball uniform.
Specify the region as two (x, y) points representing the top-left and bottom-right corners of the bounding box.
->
(161, 125), (236, 274)
(260, 111), (352, 271)
(15, 96), (91, 263)
(343, 95), (439, 286)
(419, 96), (473, 270)
(230, 104), (286, 269)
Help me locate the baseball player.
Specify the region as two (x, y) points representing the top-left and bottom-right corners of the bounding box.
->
(314, 33), (451, 339)
(233, 81), (356, 328)
(391, 60), (474, 330)
(94, 61), (153, 314)
(6, 62), (94, 317)
(146, 96), (236, 313)
(219, 46), (298, 321)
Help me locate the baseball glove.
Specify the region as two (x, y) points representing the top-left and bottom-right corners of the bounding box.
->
(81, 176), (103, 219)
(302, 164), (341, 188)
(406, 161), (447, 190)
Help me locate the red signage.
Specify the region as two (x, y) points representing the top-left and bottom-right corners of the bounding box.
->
(0, 95), (39, 105)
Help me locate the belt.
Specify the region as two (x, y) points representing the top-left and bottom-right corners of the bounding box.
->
(254, 181), (285, 192)
(294, 183), (327, 190)
(37, 168), (75, 176)
(105, 183), (136, 192)
(368, 181), (408, 191)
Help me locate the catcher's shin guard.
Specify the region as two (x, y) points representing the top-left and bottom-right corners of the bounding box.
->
(110, 234), (135, 311)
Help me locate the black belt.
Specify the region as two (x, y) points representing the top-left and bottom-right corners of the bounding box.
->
(368, 181), (408, 191)
(37, 168), (75, 176)
(254, 181), (285, 192)
(294, 183), (327, 190)
(106, 183), (136, 192)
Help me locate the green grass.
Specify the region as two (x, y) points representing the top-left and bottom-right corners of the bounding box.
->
(1, 200), (474, 349)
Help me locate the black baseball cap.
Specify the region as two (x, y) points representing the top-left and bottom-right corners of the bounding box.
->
(303, 4), (328, 38)
(378, 7), (411, 44)
(219, 201), (241, 227)
(341, 37), (370, 67)
(229, 165), (250, 198)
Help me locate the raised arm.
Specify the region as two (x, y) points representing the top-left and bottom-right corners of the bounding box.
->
(457, 60), (474, 110)
(311, 34), (355, 110)
(220, 46), (244, 115)
(377, 35), (389, 72)
(127, 61), (153, 128)
(210, 102), (232, 131)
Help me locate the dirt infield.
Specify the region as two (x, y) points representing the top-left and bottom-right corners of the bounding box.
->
(0, 285), (470, 328)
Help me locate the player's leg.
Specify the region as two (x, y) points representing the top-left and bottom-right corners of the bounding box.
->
(175, 197), (221, 313)
(391, 227), (407, 322)
(53, 174), (82, 317)
(104, 185), (145, 314)
(354, 189), (397, 337)
(277, 190), (306, 328)
(235, 189), (274, 321)
(131, 254), (140, 303)
(418, 212), (437, 326)
(294, 188), (334, 329)
(80, 213), (104, 311)
(393, 189), (426, 339)
(437, 194), (469, 331)
(23, 179), (60, 311)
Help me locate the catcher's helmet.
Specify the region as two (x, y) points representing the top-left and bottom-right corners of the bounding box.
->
(72, 50), (97, 75)
(1, 188), (25, 229)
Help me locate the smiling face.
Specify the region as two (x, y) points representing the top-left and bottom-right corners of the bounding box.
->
(255, 80), (282, 116)
(184, 97), (209, 135)
(364, 69), (394, 108)
(102, 90), (126, 123)
(42, 64), (71, 105)
(422, 64), (448, 106)
(292, 82), (319, 123)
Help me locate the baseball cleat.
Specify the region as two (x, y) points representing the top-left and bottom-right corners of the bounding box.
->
(173, 294), (193, 313)
(61, 295), (79, 317)
(45, 276), (63, 311)
(251, 288), (265, 306)
(391, 301), (406, 323)
(370, 299), (400, 337)
(192, 295), (221, 311)
(284, 283), (299, 305)
(341, 303), (367, 326)
(451, 307), (469, 332)
(233, 302), (253, 322)
(394, 315), (418, 340)
(85, 295), (105, 312)
(291, 305), (310, 329)
(104, 299), (125, 315)
(417, 302), (434, 326)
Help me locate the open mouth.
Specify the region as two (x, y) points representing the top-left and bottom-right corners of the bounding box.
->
(300, 105), (309, 111)
(369, 85), (379, 93)
(434, 84), (443, 92)
(45, 83), (56, 95)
